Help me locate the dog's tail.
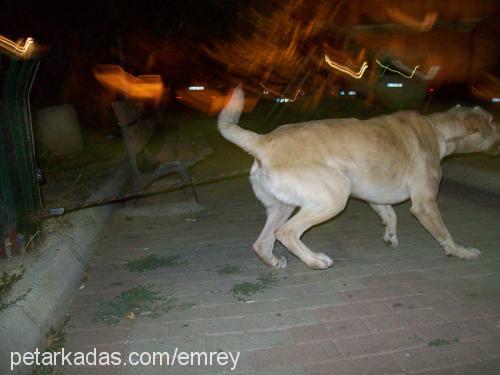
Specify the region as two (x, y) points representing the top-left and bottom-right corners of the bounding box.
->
(218, 86), (263, 157)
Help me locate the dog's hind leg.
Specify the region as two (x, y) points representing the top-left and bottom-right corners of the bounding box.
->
(410, 192), (481, 259)
(369, 203), (398, 247)
(251, 172), (295, 268)
(253, 204), (295, 268)
(276, 197), (348, 269)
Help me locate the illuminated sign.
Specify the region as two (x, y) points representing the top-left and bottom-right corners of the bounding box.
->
(188, 86), (205, 91)
(492, 98), (500, 103)
(386, 83), (403, 88)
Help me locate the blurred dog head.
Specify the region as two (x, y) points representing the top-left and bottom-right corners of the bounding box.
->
(443, 105), (500, 155)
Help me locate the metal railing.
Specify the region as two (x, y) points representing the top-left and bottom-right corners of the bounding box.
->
(0, 37), (41, 257)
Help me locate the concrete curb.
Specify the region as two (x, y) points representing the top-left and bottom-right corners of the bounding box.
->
(0, 162), (130, 374)
(442, 160), (500, 194)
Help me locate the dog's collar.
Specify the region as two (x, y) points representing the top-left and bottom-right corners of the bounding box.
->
(423, 115), (449, 159)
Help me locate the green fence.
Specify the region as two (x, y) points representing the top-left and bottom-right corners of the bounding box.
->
(0, 52), (41, 257)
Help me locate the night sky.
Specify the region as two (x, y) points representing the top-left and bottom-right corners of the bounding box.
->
(1, 1), (498, 130)
(1, 1), (246, 110)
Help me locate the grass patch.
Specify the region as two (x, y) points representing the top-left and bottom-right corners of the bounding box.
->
(94, 285), (193, 325)
(32, 314), (70, 374)
(0, 265), (24, 298)
(0, 288), (32, 312)
(124, 254), (188, 273)
(216, 264), (242, 275)
(427, 337), (460, 347)
(231, 273), (278, 302)
(0, 265), (32, 312)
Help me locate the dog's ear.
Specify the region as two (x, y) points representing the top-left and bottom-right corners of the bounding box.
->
(463, 111), (493, 137)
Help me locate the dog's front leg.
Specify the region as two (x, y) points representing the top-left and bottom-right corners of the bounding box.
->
(369, 203), (398, 247)
(410, 196), (481, 259)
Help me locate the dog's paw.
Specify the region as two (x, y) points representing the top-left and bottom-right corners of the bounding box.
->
(309, 253), (334, 270)
(383, 231), (399, 248)
(447, 246), (481, 259)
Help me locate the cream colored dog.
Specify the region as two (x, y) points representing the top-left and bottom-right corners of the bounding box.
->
(218, 87), (500, 269)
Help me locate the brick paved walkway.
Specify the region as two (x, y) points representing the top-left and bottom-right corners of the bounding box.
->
(61, 174), (500, 374)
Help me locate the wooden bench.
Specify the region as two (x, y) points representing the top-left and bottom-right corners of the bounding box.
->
(111, 101), (212, 203)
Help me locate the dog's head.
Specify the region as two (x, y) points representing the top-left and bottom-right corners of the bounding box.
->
(442, 105), (500, 155)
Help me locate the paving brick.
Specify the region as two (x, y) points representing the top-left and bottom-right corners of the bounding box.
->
(339, 254), (402, 266)
(449, 286), (500, 302)
(360, 271), (428, 287)
(335, 328), (423, 357)
(203, 292), (346, 319)
(289, 319), (369, 343)
(64, 327), (130, 350)
(386, 292), (459, 312)
(123, 363), (163, 375)
(475, 335), (500, 357)
(252, 341), (341, 369)
(434, 300), (500, 321)
(59, 365), (123, 375)
(305, 354), (403, 375)
(127, 322), (171, 342)
(161, 351), (255, 374)
(282, 277), (365, 294)
(416, 319), (496, 343)
(131, 306), (204, 324)
(167, 317), (244, 337)
(403, 278), (482, 294)
(420, 264), (487, 280)
(234, 365), (308, 375)
(292, 265), (387, 283)
(441, 358), (500, 375)
(475, 259), (500, 273)
(469, 272), (500, 288)
(126, 336), (208, 357)
(65, 304), (134, 331)
(394, 342), (489, 373)
(241, 309), (319, 332)
(342, 284), (415, 302)
(316, 301), (392, 322)
(411, 367), (455, 375)
(206, 331), (290, 352)
(362, 308), (444, 333)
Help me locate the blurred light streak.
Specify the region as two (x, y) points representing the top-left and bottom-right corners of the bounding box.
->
(324, 54), (368, 79)
(470, 74), (500, 103)
(376, 60), (419, 79)
(259, 83), (302, 102)
(0, 35), (35, 58)
(391, 60), (440, 81)
(207, 0), (346, 91)
(93, 65), (164, 103)
(386, 9), (437, 32)
(175, 87), (257, 115)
